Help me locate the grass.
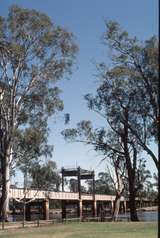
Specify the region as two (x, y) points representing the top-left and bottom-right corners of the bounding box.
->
(0, 222), (157, 238)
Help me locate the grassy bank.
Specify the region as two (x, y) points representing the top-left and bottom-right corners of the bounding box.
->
(0, 222), (157, 238)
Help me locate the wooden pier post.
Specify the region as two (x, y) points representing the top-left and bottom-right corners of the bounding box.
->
(43, 199), (49, 220)
(62, 200), (66, 219)
(25, 203), (31, 221)
(78, 200), (83, 219)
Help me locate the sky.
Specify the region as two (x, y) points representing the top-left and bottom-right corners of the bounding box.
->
(0, 0), (158, 182)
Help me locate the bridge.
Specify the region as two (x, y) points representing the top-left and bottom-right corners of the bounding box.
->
(9, 188), (153, 221)
(8, 168), (154, 221)
(9, 188), (126, 220)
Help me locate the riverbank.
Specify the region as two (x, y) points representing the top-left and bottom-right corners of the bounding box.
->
(137, 206), (157, 211)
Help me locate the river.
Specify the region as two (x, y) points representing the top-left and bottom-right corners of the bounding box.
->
(119, 211), (158, 221)
(9, 211), (158, 222)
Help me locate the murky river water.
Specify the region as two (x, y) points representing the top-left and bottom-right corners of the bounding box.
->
(119, 211), (158, 221)
(9, 211), (158, 222)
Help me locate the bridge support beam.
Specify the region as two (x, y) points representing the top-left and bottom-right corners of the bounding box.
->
(43, 199), (49, 220)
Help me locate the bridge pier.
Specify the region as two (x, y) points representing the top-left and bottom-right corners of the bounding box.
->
(43, 199), (49, 220)
(61, 200), (66, 219)
(25, 203), (31, 221)
(123, 201), (127, 213)
(78, 200), (83, 219)
(111, 201), (114, 214)
(93, 200), (97, 217)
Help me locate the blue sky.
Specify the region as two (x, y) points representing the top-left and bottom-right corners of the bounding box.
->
(0, 0), (158, 179)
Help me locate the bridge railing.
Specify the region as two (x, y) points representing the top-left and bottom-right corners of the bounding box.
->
(9, 188), (128, 201)
(9, 189), (79, 200)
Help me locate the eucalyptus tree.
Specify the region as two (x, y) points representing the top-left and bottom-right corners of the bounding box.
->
(30, 160), (61, 191)
(153, 172), (158, 190)
(106, 154), (126, 221)
(62, 119), (138, 221)
(14, 125), (53, 187)
(62, 21), (158, 221)
(87, 171), (115, 195)
(0, 5), (77, 219)
(134, 159), (152, 205)
(103, 21), (158, 168)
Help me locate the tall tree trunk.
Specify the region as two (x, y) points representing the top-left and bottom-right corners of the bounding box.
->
(0, 146), (11, 221)
(123, 108), (139, 221)
(128, 179), (139, 221)
(112, 166), (124, 221)
(112, 193), (121, 221)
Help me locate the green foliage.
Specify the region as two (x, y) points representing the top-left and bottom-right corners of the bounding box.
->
(135, 163), (158, 202)
(0, 4), (77, 139)
(152, 173), (158, 190)
(87, 172), (115, 195)
(0, 5), (77, 217)
(0, 4), (77, 181)
(103, 21), (158, 144)
(135, 159), (151, 192)
(14, 126), (53, 174)
(63, 21), (158, 168)
(62, 21), (157, 221)
(30, 160), (61, 191)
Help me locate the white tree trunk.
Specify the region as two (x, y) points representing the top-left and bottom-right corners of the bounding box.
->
(1, 146), (11, 221)
(112, 195), (121, 221)
(112, 171), (124, 221)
